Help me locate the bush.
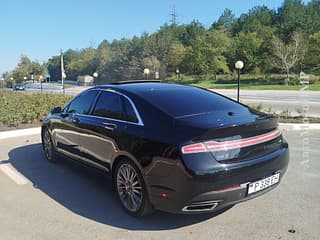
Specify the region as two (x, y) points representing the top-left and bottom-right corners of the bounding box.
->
(0, 91), (72, 127)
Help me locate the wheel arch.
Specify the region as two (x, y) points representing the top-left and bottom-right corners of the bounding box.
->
(110, 152), (151, 195)
(111, 152), (143, 178)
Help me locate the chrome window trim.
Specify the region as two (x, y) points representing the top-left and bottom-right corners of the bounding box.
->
(77, 88), (144, 126)
(78, 113), (143, 126)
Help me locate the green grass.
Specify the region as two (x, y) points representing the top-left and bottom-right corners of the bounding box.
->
(168, 73), (320, 90)
(192, 82), (320, 90)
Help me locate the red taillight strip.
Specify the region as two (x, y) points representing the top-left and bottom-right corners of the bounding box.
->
(181, 143), (208, 154)
(181, 143), (206, 154)
(182, 129), (281, 154)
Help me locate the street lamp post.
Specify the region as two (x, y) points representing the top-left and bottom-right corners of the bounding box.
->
(143, 68), (150, 80)
(176, 68), (180, 81)
(10, 77), (14, 89)
(155, 71), (159, 80)
(93, 72), (98, 86)
(39, 75), (44, 92)
(235, 61), (244, 102)
(0, 78), (4, 91)
(30, 72), (34, 84)
(23, 76), (27, 83)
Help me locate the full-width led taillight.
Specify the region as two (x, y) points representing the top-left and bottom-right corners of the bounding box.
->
(181, 129), (281, 154)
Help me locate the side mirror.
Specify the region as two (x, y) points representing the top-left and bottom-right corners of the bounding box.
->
(51, 107), (62, 114)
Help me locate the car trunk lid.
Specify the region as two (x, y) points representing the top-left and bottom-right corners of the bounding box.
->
(176, 108), (283, 163)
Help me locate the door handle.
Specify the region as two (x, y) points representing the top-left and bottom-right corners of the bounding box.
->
(102, 122), (116, 131)
(72, 118), (80, 123)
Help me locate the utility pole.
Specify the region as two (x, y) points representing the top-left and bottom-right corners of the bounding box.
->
(170, 5), (178, 25)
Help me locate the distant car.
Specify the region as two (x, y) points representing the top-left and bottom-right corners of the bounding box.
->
(14, 84), (25, 91)
(41, 82), (289, 216)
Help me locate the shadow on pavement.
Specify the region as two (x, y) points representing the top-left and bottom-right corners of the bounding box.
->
(9, 143), (231, 230)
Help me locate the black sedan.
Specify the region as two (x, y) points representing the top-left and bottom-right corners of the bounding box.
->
(41, 82), (289, 216)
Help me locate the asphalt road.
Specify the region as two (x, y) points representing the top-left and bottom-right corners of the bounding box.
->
(24, 85), (320, 117)
(0, 130), (319, 240)
(213, 89), (320, 117)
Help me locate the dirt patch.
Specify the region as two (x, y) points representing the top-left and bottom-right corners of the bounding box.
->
(279, 116), (320, 123)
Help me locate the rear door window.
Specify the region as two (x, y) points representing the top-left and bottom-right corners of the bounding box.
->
(92, 91), (125, 120)
(123, 97), (138, 123)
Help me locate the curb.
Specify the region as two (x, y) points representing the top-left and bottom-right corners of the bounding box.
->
(0, 127), (41, 140)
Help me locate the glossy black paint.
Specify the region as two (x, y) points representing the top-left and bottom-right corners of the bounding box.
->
(42, 82), (289, 214)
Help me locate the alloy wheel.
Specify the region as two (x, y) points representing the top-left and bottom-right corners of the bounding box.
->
(116, 163), (143, 212)
(43, 129), (53, 160)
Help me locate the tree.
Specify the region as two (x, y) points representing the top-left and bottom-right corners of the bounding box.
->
(182, 29), (231, 76)
(304, 0), (320, 35)
(211, 8), (235, 31)
(167, 43), (186, 71)
(258, 26), (278, 73)
(47, 56), (61, 81)
(66, 48), (96, 80)
(95, 40), (113, 81)
(230, 32), (264, 73)
(271, 32), (305, 79)
(10, 56), (46, 83)
(304, 32), (320, 74)
(276, 0), (306, 41)
(143, 24), (185, 77)
(179, 20), (206, 47)
(232, 6), (275, 34)
(205, 29), (231, 76)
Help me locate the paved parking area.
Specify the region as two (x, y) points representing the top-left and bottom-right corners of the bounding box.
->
(0, 130), (319, 240)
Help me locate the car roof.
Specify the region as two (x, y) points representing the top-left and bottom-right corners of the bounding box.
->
(97, 82), (194, 96)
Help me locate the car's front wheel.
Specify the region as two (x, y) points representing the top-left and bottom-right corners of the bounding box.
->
(114, 159), (153, 216)
(42, 128), (58, 162)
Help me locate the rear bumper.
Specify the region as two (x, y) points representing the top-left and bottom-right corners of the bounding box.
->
(147, 145), (289, 214)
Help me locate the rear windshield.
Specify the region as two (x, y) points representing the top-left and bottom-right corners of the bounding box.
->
(140, 87), (242, 118)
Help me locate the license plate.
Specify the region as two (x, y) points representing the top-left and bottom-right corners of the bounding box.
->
(248, 173), (280, 194)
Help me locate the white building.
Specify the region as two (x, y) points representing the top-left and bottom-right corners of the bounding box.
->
(77, 75), (94, 86)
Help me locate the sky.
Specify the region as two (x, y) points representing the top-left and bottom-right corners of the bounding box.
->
(0, 0), (310, 75)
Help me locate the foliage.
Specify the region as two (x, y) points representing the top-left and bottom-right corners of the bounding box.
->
(211, 8), (235, 31)
(276, 0), (306, 40)
(304, 32), (320, 74)
(231, 32), (264, 73)
(8, 56), (47, 83)
(0, 91), (72, 127)
(232, 6), (275, 34)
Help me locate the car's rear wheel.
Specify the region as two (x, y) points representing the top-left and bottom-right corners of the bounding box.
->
(42, 128), (58, 162)
(114, 159), (153, 216)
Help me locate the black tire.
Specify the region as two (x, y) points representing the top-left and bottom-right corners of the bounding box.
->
(114, 159), (153, 217)
(42, 128), (58, 163)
